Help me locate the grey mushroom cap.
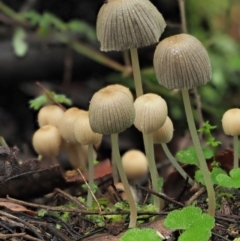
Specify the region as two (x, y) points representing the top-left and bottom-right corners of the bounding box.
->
(97, 0), (166, 51)
(153, 33), (212, 89)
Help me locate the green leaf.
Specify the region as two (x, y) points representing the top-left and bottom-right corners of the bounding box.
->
(37, 209), (47, 217)
(203, 148), (214, 159)
(12, 27), (28, 57)
(119, 228), (162, 241)
(176, 147), (198, 165)
(29, 96), (48, 110)
(216, 168), (240, 188)
(23, 10), (41, 25)
(68, 20), (96, 41)
(164, 206), (214, 241)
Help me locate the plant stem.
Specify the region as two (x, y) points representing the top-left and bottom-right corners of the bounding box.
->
(111, 133), (137, 228)
(161, 143), (194, 185)
(0, 136), (8, 147)
(181, 89), (215, 216)
(130, 48), (143, 97)
(233, 135), (239, 168)
(178, 0), (188, 33)
(86, 144), (94, 207)
(111, 152), (119, 184)
(143, 133), (161, 210)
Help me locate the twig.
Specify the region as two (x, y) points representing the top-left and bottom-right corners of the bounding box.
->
(54, 188), (86, 209)
(214, 215), (238, 224)
(185, 187), (206, 205)
(211, 232), (231, 241)
(36, 82), (66, 110)
(0, 233), (42, 241)
(136, 185), (184, 207)
(76, 168), (102, 212)
(5, 196), (168, 216)
(0, 210), (44, 240)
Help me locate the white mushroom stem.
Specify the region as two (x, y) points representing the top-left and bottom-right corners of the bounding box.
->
(143, 133), (161, 211)
(111, 133), (137, 228)
(86, 144), (94, 207)
(130, 48), (143, 97)
(233, 135), (239, 169)
(161, 143), (194, 185)
(182, 89), (215, 216)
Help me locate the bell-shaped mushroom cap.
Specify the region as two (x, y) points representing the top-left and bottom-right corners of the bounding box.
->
(59, 107), (83, 143)
(89, 85), (135, 135)
(97, 0), (166, 51)
(134, 93), (168, 134)
(122, 150), (148, 180)
(153, 33), (212, 89)
(32, 125), (63, 157)
(38, 105), (65, 128)
(153, 116), (174, 144)
(222, 108), (240, 136)
(74, 110), (102, 146)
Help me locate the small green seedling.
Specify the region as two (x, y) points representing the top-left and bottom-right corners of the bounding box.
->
(29, 91), (72, 110)
(198, 121), (222, 148)
(216, 168), (240, 188)
(164, 206), (215, 241)
(119, 228), (162, 241)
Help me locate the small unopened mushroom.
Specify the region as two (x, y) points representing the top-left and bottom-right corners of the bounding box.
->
(134, 93), (168, 210)
(152, 116), (174, 144)
(153, 117), (194, 184)
(122, 150), (148, 181)
(32, 125), (63, 164)
(89, 84), (137, 228)
(154, 33), (215, 216)
(222, 108), (240, 168)
(74, 110), (102, 207)
(38, 105), (65, 128)
(97, 0), (166, 97)
(89, 85), (135, 135)
(59, 107), (83, 143)
(134, 93), (168, 134)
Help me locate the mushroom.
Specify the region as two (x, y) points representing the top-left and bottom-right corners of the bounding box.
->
(74, 110), (102, 207)
(38, 105), (65, 128)
(58, 107), (88, 170)
(222, 108), (240, 168)
(96, 0), (166, 96)
(32, 125), (63, 164)
(89, 84), (137, 228)
(153, 33), (215, 216)
(122, 149), (148, 183)
(134, 93), (167, 210)
(152, 116), (194, 184)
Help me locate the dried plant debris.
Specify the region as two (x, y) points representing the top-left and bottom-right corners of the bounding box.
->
(0, 146), (112, 199)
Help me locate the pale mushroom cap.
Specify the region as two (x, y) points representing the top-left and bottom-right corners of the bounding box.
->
(134, 93), (168, 134)
(153, 33), (212, 89)
(89, 85), (135, 135)
(59, 107), (83, 143)
(122, 150), (148, 180)
(222, 108), (240, 136)
(97, 0), (166, 51)
(74, 111), (102, 145)
(152, 116), (174, 144)
(32, 125), (63, 157)
(38, 105), (65, 128)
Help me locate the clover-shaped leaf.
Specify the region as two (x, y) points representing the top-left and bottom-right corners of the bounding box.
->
(164, 206), (215, 241)
(216, 168), (240, 188)
(119, 228), (162, 241)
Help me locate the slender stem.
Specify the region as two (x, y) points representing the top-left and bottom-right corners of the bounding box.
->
(111, 151), (119, 184)
(161, 143), (194, 185)
(233, 135), (239, 169)
(143, 133), (161, 210)
(111, 134), (137, 228)
(178, 0), (187, 33)
(130, 48), (143, 97)
(87, 144), (94, 207)
(181, 89), (215, 216)
(0, 136), (8, 147)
